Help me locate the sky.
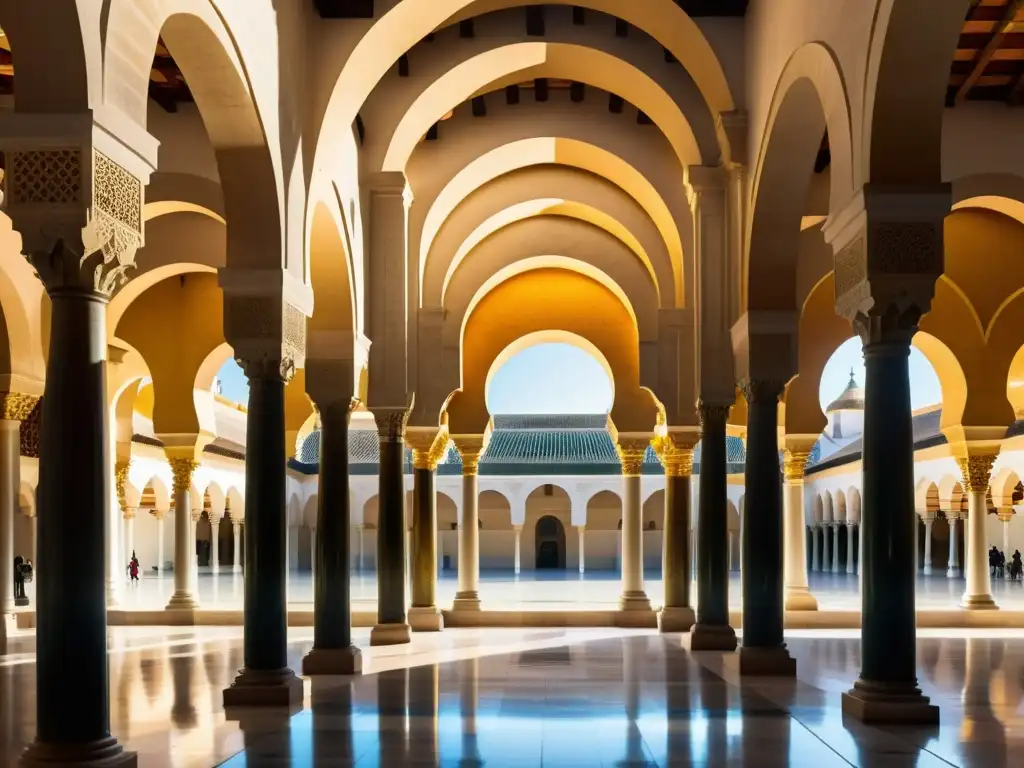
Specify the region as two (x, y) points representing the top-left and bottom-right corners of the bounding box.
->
(215, 338), (945, 416)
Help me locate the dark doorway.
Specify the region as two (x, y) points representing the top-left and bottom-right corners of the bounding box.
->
(535, 515), (566, 569)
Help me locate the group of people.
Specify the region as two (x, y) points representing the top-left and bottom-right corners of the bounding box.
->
(989, 546), (1023, 581)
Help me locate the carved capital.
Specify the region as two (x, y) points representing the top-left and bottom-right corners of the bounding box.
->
(122, 506), (137, 521)
(374, 409), (408, 443)
(783, 450), (810, 481)
(407, 427), (448, 471)
(168, 457), (199, 494)
(698, 401), (730, 430)
(224, 296), (307, 372)
(453, 435), (486, 476)
(151, 508), (166, 522)
(0, 392), (40, 422)
(740, 379), (785, 405)
(616, 438), (649, 477)
(651, 434), (695, 477)
(237, 355), (296, 384)
(115, 459), (132, 511)
(956, 454), (997, 493)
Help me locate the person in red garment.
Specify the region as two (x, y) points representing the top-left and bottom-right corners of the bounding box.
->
(128, 552), (140, 585)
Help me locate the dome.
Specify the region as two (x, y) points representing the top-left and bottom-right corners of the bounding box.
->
(826, 370), (865, 412)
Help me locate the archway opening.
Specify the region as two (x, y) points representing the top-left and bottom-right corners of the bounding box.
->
(535, 515), (566, 570)
(486, 341), (613, 415)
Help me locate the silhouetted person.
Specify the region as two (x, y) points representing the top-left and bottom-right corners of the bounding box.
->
(1012, 550), (1023, 581)
(13, 555), (31, 606)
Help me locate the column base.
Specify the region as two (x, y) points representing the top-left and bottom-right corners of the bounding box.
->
(13, 597), (29, 607)
(223, 667), (304, 709)
(369, 622), (411, 646)
(408, 606), (444, 631)
(922, 565), (932, 575)
(739, 646), (797, 677)
(690, 623), (737, 652)
(618, 591), (652, 611)
(960, 593), (998, 610)
(302, 645), (362, 676)
(165, 592), (199, 611)
(657, 606), (695, 633)
(21, 737), (137, 767)
(841, 680), (939, 725)
(784, 587), (818, 611)
(946, 568), (960, 579)
(452, 592), (481, 611)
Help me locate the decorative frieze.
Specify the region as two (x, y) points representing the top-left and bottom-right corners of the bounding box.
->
(782, 450), (811, 482)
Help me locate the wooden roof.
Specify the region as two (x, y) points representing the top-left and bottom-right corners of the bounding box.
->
(950, 0), (1024, 104)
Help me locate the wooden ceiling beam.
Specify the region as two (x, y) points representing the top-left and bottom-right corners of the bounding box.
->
(956, 0), (1024, 104)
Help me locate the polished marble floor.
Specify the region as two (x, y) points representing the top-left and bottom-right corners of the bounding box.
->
(59, 568), (1024, 613)
(2, 625), (1024, 766)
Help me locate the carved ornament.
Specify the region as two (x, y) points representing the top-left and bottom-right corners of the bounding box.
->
(616, 439), (649, 477)
(651, 435), (694, 478)
(783, 450), (810, 482)
(375, 409), (408, 443)
(956, 454), (997, 493)
(168, 457), (199, 494)
(0, 392), (40, 422)
(115, 459), (132, 511)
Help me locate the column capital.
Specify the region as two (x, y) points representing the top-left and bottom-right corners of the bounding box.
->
(740, 378), (787, 405)
(998, 509), (1015, 523)
(782, 450), (810, 481)
(956, 454), (998, 493)
(453, 434), (485, 476)
(652, 431), (697, 477)
(374, 408), (409, 443)
(0, 392), (40, 422)
(122, 506), (138, 521)
(698, 400), (732, 426)
(167, 457), (199, 494)
(151, 508), (168, 522)
(236, 353), (297, 385)
(616, 437), (650, 477)
(406, 426), (448, 471)
(115, 459), (132, 511)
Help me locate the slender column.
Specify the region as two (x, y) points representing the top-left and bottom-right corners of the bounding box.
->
(303, 397), (362, 674)
(1001, 513), (1012, 560)
(922, 516), (933, 575)
(166, 461), (199, 610)
(811, 525), (821, 573)
(728, 532), (736, 571)
(847, 523), (857, 574)
(369, 409), (411, 645)
(223, 359), (302, 706)
(822, 525), (831, 572)
(155, 510), (166, 573)
(513, 526), (522, 575)
(357, 525), (365, 572)
(959, 454), (998, 610)
(691, 403), (737, 651)
(783, 448), (818, 610)
(189, 511), (200, 585)
(309, 526), (316, 574)
(616, 438), (651, 613)
(123, 509), (136, 572)
(0, 412), (25, 616)
(832, 522), (841, 573)
(232, 520), (242, 573)
(739, 380), (793, 675)
(654, 433), (697, 631)
(947, 515), (961, 578)
(453, 436), (483, 610)
(407, 428), (447, 631)
(210, 519), (220, 574)
(577, 526), (586, 574)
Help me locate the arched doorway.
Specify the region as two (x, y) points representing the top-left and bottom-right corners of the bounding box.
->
(535, 515), (566, 569)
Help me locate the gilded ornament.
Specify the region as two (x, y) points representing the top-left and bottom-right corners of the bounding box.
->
(956, 454), (997, 493)
(651, 435), (694, 478)
(408, 428), (449, 471)
(375, 409), (408, 442)
(115, 459), (132, 511)
(783, 451), (810, 482)
(460, 450), (482, 477)
(0, 392), (40, 422)
(616, 440), (648, 477)
(168, 457), (199, 494)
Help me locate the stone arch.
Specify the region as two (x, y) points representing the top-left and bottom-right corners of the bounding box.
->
(861, 0), (971, 185)
(747, 42), (854, 313)
(226, 486), (244, 521)
(938, 476), (964, 513)
(823, 490), (834, 523)
(642, 489), (663, 530)
(585, 489), (621, 530)
(308, 196), (358, 342)
(726, 500), (740, 532)
(479, 489), (512, 530)
(915, 478), (940, 515)
(437, 491), (459, 531)
(413, 135), (686, 308)
(992, 468), (1022, 508)
(951, 174), (1024, 221)
(103, 2), (283, 270)
(136, 474), (172, 513)
(423, 166), (675, 309)
(812, 493), (824, 524)
(0, 216), (47, 391)
(834, 489), (848, 523)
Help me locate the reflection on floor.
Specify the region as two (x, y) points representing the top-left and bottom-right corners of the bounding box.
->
(32, 569), (1024, 613)
(2, 626), (1023, 766)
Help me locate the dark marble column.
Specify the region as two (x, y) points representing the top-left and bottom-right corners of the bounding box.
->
(739, 381), (794, 675)
(371, 409), (411, 645)
(303, 398), (361, 675)
(655, 435), (696, 632)
(223, 359), (302, 707)
(406, 429), (445, 631)
(691, 403), (737, 651)
(21, 280), (137, 766)
(843, 321), (937, 723)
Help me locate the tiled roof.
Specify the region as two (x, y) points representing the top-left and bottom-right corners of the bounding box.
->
(807, 408), (945, 474)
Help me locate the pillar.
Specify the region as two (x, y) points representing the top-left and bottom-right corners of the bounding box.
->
(453, 437), (483, 610)
(0, 407), (26, 616)
(122, 510), (136, 570)
(616, 438), (651, 613)
(155, 510), (166, 573)
(406, 428), (446, 632)
(369, 409), (411, 645)
(922, 516), (933, 575)
(691, 403), (737, 651)
(739, 380), (794, 675)
(223, 358), (303, 706)
(232, 520), (242, 573)
(811, 525), (821, 573)
(846, 523), (857, 574)
(303, 396), (362, 674)
(728, 532), (736, 571)
(822, 525), (831, 572)
(210, 518), (220, 574)
(1001, 512), (1011, 559)
(783, 447), (817, 610)
(959, 454), (998, 610)
(577, 526), (586, 574)
(831, 522), (841, 573)
(654, 433), (697, 632)
(513, 525), (522, 575)
(309, 526), (316, 574)
(947, 516), (960, 579)
(166, 461), (199, 610)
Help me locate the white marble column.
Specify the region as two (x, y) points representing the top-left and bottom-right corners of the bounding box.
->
(922, 515), (934, 575)
(210, 519), (220, 574)
(232, 519), (242, 573)
(811, 525), (821, 572)
(513, 525), (522, 575)
(357, 524), (365, 572)
(453, 439), (482, 610)
(831, 523), (841, 573)
(783, 449), (817, 610)
(821, 525), (831, 572)
(156, 510), (166, 572)
(947, 515), (960, 579)
(728, 531), (736, 571)
(0, 418), (19, 615)
(190, 512), (200, 584)
(846, 523), (856, 574)
(1001, 512), (1012, 559)
(960, 455), (997, 609)
(578, 526), (586, 574)
(617, 440), (650, 611)
(123, 509), (136, 563)
(167, 459), (199, 610)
